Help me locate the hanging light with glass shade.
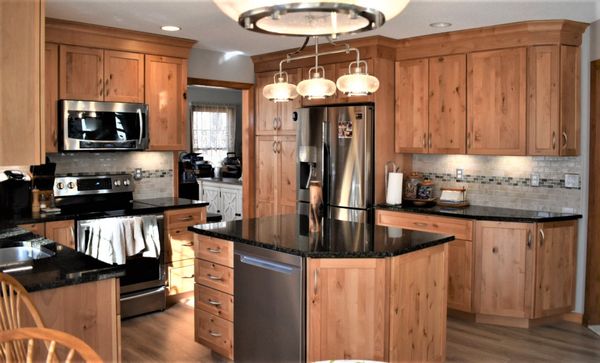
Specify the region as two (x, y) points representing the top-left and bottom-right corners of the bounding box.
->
(296, 38), (336, 99)
(262, 70), (298, 102)
(336, 59), (379, 96)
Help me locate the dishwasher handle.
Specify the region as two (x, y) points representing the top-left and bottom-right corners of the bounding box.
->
(238, 254), (295, 275)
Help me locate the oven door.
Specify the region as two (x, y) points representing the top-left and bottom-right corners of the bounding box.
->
(60, 100), (148, 151)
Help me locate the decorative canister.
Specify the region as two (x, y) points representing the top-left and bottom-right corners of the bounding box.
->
(404, 172), (423, 199)
(417, 179), (434, 199)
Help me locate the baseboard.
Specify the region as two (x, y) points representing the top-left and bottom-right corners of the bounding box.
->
(562, 312), (584, 325)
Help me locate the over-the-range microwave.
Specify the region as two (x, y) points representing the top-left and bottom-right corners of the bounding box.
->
(59, 100), (149, 151)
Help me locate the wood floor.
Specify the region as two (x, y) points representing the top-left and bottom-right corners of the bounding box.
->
(122, 302), (600, 362)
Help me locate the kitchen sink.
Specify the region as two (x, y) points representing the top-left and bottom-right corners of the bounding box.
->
(0, 242), (56, 269)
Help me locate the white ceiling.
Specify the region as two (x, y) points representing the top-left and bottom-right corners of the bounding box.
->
(46, 0), (600, 56)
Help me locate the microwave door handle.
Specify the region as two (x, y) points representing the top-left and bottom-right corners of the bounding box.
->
(138, 108), (144, 146)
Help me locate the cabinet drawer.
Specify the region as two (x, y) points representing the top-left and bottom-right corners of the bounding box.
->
(376, 210), (473, 240)
(167, 228), (195, 263)
(195, 309), (233, 360)
(195, 284), (234, 322)
(194, 235), (233, 268)
(195, 259), (234, 294)
(168, 262), (195, 296)
(165, 207), (204, 228)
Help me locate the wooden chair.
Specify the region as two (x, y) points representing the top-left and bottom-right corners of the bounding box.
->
(0, 327), (103, 362)
(0, 273), (45, 331)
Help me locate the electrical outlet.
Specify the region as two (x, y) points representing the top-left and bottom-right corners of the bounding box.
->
(456, 169), (464, 179)
(531, 174), (540, 187)
(564, 173), (580, 188)
(133, 168), (143, 181)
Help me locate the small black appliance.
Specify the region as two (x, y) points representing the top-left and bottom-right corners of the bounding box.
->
(0, 170), (32, 216)
(221, 152), (242, 179)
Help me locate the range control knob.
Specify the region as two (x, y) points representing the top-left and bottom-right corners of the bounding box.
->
(123, 179), (131, 186)
(67, 182), (76, 189)
(56, 182), (65, 190)
(114, 180), (122, 187)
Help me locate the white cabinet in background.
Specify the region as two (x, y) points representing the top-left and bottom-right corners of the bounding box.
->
(199, 181), (243, 221)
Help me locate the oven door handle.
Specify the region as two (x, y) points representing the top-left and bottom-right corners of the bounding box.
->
(120, 286), (165, 302)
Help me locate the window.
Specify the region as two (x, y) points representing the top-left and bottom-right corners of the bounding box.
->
(191, 104), (236, 166)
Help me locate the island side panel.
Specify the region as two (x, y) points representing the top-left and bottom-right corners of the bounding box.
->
(389, 244), (448, 362)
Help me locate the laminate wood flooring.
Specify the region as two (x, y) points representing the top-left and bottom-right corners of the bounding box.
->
(122, 302), (600, 362)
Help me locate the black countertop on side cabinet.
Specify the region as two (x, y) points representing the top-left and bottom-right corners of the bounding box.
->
(377, 204), (582, 223)
(0, 227), (125, 292)
(189, 214), (454, 258)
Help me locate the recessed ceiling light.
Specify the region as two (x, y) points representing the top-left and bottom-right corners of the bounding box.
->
(161, 25), (181, 32)
(429, 22), (452, 28)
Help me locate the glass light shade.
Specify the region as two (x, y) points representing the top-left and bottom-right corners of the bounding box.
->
(213, 1), (410, 36)
(336, 72), (379, 96)
(263, 78), (298, 102)
(297, 76), (336, 100)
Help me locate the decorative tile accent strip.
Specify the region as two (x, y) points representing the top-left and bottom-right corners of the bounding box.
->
(419, 172), (580, 190)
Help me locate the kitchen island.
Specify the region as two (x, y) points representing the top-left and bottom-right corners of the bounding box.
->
(190, 214), (454, 362)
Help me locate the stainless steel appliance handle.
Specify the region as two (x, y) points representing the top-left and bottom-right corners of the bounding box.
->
(305, 163), (314, 189)
(239, 254), (294, 274)
(120, 287), (165, 301)
(138, 108), (144, 146)
(70, 139), (139, 144)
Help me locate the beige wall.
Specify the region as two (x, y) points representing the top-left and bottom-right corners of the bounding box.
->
(590, 19), (600, 61)
(188, 48), (255, 84)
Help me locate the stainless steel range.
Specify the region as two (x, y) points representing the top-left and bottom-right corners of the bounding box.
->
(53, 173), (166, 318)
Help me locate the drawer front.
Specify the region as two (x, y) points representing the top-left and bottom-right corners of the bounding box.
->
(195, 284), (234, 322)
(168, 262), (195, 296)
(195, 259), (234, 294)
(194, 235), (233, 268)
(195, 309), (233, 360)
(167, 228), (195, 263)
(376, 210), (473, 240)
(165, 207), (205, 229)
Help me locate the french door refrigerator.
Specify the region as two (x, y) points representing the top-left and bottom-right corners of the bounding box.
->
(296, 104), (374, 224)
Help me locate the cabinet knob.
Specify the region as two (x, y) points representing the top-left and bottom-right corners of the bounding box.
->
(539, 229), (545, 246)
(492, 246), (498, 254)
(562, 131), (568, 148)
(552, 131), (556, 150)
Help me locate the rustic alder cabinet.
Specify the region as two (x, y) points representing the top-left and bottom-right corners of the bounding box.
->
(18, 220), (75, 249)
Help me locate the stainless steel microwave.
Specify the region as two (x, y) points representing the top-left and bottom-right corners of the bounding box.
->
(59, 100), (149, 151)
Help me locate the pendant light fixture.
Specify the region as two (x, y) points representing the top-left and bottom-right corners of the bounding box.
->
(296, 38), (336, 99)
(213, 1), (410, 38)
(336, 60), (379, 96)
(262, 71), (299, 102)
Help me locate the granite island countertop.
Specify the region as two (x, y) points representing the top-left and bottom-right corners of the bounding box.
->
(0, 227), (125, 292)
(189, 214), (454, 258)
(377, 204), (582, 223)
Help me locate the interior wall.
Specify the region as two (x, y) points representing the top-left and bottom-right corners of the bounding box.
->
(188, 48), (255, 84)
(590, 20), (600, 61)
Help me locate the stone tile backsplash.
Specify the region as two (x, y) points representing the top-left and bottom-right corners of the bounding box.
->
(412, 154), (583, 213)
(48, 152), (174, 200)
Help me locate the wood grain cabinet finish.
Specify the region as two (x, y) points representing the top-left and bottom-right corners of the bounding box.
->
(467, 47), (527, 155)
(145, 55), (188, 150)
(255, 70), (300, 136)
(0, 0), (44, 166)
(103, 50), (145, 103)
(559, 45), (581, 156)
(59, 45), (105, 101)
(45, 43), (59, 154)
(395, 59), (429, 153)
(45, 220), (76, 249)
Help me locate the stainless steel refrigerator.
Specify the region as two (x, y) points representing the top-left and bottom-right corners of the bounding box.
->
(296, 105), (374, 224)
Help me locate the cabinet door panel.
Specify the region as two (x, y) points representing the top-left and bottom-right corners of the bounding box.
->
(255, 72), (279, 135)
(307, 258), (387, 362)
(429, 54), (466, 154)
(145, 55), (186, 150)
(255, 136), (277, 217)
(467, 48), (526, 155)
(527, 46), (560, 155)
(533, 221), (577, 318)
(474, 221), (534, 318)
(45, 43), (59, 153)
(104, 50), (144, 103)
(220, 186), (240, 221)
(395, 59), (429, 153)
(560, 45), (580, 156)
(59, 45), (104, 101)
(279, 69), (302, 134)
(448, 239), (473, 312)
(203, 186), (221, 214)
(45, 220), (75, 249)
(278, 137), (296, 214)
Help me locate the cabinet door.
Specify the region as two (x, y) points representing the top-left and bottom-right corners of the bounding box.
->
(0, 0), (44, 166)
(45, 43), (59, 153)
(255, 136), (277, 217)
(474, 221), (534, 318)
(145, 55), (187, 150)
(447, 239), (473, 312)
(59, 45), (104, 101)
(395, 59), (429, 153)
(203, 185), (221, 214)
(533, 221), (577, 318)
(278, 136), (296, 215)
(335, 59), (374, 104)
(278, 69), (302, 134)
(560, 45), (580, 156)
(255, 72), (279, 135)
(307, 258), (387, 362)
(220, 186), (239, 221)
(429, 54), (466, 154)
(527, 46), (560, 155)
(104, 50), (144, 103)
(467, 48), (527, 155)
(45, 220), (75, 249)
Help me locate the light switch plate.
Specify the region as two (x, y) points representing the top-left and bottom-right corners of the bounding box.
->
(531, 174), (540, 187)
(456, 169), (464, 179)
(564, 173), (580, 188)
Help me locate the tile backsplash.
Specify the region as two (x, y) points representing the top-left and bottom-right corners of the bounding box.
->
(412, 154), (583, 213)
(48, 152), (174, 200)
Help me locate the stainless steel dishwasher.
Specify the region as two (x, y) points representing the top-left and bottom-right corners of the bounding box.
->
(234, 243), (305, 362)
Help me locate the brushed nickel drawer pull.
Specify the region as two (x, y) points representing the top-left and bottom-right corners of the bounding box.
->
(314, 268), (319, 295)
(208, 299), (222, 306)
(414, 222), (428, 227)
(562, 131), (568, 147)
(209, 331), (222, 337)
(182, 242), (194, 247)
(207, 247), (221, 254)
(183, 274), (194, 279)
(422, 133), (427, 148)
(207, 274), (222, 281)
(178, 216), (194, 222)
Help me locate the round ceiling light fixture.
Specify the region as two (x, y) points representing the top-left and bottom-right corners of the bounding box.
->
(161, 25), (181, 32)
(263, 71), (299, 102)
(336, 60), (379, 96)
(213, 1), (410, 37)
(297, 66), (337, 99)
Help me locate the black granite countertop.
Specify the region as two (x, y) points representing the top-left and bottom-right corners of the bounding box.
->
(377, 204), (582, 223)
(198, 177), (243, 186)
(0, 227), (125, 292)
(189, 214), (454, 258)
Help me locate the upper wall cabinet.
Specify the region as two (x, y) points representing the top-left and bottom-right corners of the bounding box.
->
(0, 0), (44, 166)
(45, 43), (60, 154)
(59, 45), (145, 103)
(467, 48), (527, 155)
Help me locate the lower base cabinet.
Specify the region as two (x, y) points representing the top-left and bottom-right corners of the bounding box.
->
(19, 220), (75, 249)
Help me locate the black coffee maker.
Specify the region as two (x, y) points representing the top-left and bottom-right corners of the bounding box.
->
(0, 170), (32, 216)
